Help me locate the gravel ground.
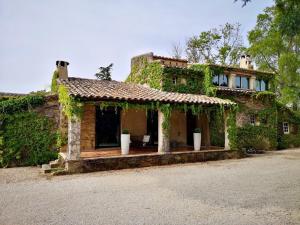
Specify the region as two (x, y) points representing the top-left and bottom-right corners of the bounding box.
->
(0, 149), (299, 225)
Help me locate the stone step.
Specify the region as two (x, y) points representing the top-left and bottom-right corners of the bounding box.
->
(41, 164), (52, 174)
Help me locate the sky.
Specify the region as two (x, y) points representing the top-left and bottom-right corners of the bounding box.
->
(0, 0), (273, 93)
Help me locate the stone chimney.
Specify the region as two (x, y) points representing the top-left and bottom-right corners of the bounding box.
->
(56, 60), (69, 79)
(239, 54), (253, 70)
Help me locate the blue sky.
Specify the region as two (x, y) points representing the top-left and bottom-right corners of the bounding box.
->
(0, 0), (273, 93)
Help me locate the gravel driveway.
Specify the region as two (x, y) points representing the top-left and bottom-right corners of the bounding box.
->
(0, 149), (299, 225)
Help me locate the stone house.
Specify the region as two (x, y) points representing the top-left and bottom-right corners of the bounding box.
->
(51, 52), (299, 172)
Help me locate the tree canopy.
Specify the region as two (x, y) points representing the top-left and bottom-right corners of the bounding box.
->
(95, 63), (113, 81)
(248, 0), (300, 106)
(185, 23), (246, 65)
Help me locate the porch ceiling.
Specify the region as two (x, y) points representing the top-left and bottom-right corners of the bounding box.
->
(59, 77), (235, 106)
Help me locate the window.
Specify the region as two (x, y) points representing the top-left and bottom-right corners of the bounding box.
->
(172, 76), (177, 85)
(212, 74), (228, 87)
(283, 122), (289, 134)
(256, 79), (268, 91)
(235, 76), (249, 89)
(250, 115), (256, 125)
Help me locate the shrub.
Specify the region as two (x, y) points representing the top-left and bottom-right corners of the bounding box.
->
(236, 124), (277, 150)
(0, 112), (58, 167)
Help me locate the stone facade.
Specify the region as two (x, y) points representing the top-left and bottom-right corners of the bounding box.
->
(80, 104), (96, 150)
(65, 149), (243, 173)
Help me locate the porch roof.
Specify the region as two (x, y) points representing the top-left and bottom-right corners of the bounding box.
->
(59, 77), (235, 106)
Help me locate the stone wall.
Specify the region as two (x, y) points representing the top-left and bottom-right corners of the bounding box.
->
(80, 104), (96, 151)
(34, 95), (60, 129)
(65, 149), (244, 173)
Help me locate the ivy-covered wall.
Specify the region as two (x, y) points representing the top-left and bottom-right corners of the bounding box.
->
(0, 94), (59, 167)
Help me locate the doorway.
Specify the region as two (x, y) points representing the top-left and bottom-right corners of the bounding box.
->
(186, 110), (196, 146)
(95, 107), (120, 148)
(147, 110), (158, 146)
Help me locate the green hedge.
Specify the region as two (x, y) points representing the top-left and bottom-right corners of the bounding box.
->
(0, 112), (57, 167)
(236, 125), (277, 150)
(0, 94), (58, 167)
(278, 134), (300, 149)
(0, 95), (45, 114)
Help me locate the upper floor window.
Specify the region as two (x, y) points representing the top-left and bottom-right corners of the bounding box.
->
(212, 74), (228, 87)
(235, 76), (249, 89)
(172, 76), (177, 85)
(256, 79), (268, 91)
(283, 122), (289, 134)
(250, 115), (256, 125)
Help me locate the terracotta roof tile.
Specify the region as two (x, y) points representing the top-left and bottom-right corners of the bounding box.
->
(59, 77), (235, 106)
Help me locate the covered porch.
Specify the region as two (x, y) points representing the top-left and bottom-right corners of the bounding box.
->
(58, 78), (236, 167)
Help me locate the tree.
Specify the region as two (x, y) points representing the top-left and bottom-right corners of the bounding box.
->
(248, 2), (300, 106)
(95, 63), (113, 81)
(170, 42), (183, 59)
(185, 23), (246, 65)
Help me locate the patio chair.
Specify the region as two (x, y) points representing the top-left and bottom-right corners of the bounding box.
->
(142, 135), (151, 147)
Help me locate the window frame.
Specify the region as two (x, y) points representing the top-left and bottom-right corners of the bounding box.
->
(256, 79), (269, 91)
(235, 75), (249, 89)
(250, 115), (256, 125)
(212, 74), (228, 87)
(172, 76), (177, 85)
(283, 122), (289, 134)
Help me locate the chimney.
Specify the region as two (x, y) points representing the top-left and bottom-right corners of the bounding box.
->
(56, 60), (69, 79)
(239, 54), (253, 70)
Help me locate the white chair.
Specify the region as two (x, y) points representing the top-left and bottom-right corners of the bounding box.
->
(142, 135), (151, 147)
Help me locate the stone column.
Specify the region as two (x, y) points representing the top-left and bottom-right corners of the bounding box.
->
(67, 118), (81, 160)
(158, 110), (170, 153)
(224, 111), (230, 150)
(249, 76), (256, 90)
(228, 73), (236, 89)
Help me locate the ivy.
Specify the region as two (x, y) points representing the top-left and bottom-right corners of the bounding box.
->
(58, 85), (83, 121)
(159, 104), (172, 137)
(0, 94), (45, 114)
(126, 57), (163, 89)
(227, 108), (238, 150)
(252, 91), (276, 102)
(51, 70), (59, 92)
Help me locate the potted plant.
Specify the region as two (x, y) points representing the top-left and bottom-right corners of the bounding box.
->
(121, 129), (130, 155)
(193, 128), (201, 151)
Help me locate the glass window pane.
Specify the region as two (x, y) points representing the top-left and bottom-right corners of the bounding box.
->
(235, 76), (241, 88)
(256, 80), (261, 91)
(212, 75), (219, 86)
(241, 77), (249, 89)
(220, 74), (228, 87)
(261, 80), (266, 91)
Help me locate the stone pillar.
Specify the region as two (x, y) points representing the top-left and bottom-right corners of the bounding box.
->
(228, 74), (236, 89)
(224, 111), (230, 150)
(67, 118), (81, 160)
(158, 110), (170, 153)
(249, 76), (256, 90)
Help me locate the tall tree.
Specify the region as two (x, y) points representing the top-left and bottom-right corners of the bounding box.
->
(95, 63), (113, 81)
(248, 1), (300, 106)
(185, 23), (246, 65)
(170, 42), (183, 59)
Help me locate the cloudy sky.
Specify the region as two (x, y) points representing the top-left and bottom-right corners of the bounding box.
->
(0, 0), (273, 93)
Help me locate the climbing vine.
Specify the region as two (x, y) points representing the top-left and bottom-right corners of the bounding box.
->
(51, 70), (59, 92)
(58, 85), (83, 120)
(0, 94), (58, 167)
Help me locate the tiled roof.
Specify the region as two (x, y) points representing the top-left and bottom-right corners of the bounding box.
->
(59, 77), (235, 106)
(153, 55), (188, 63)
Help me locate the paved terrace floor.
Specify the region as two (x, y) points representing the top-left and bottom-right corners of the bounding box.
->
(80, 146), (223, 158)
(0, 149), (299, 225)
